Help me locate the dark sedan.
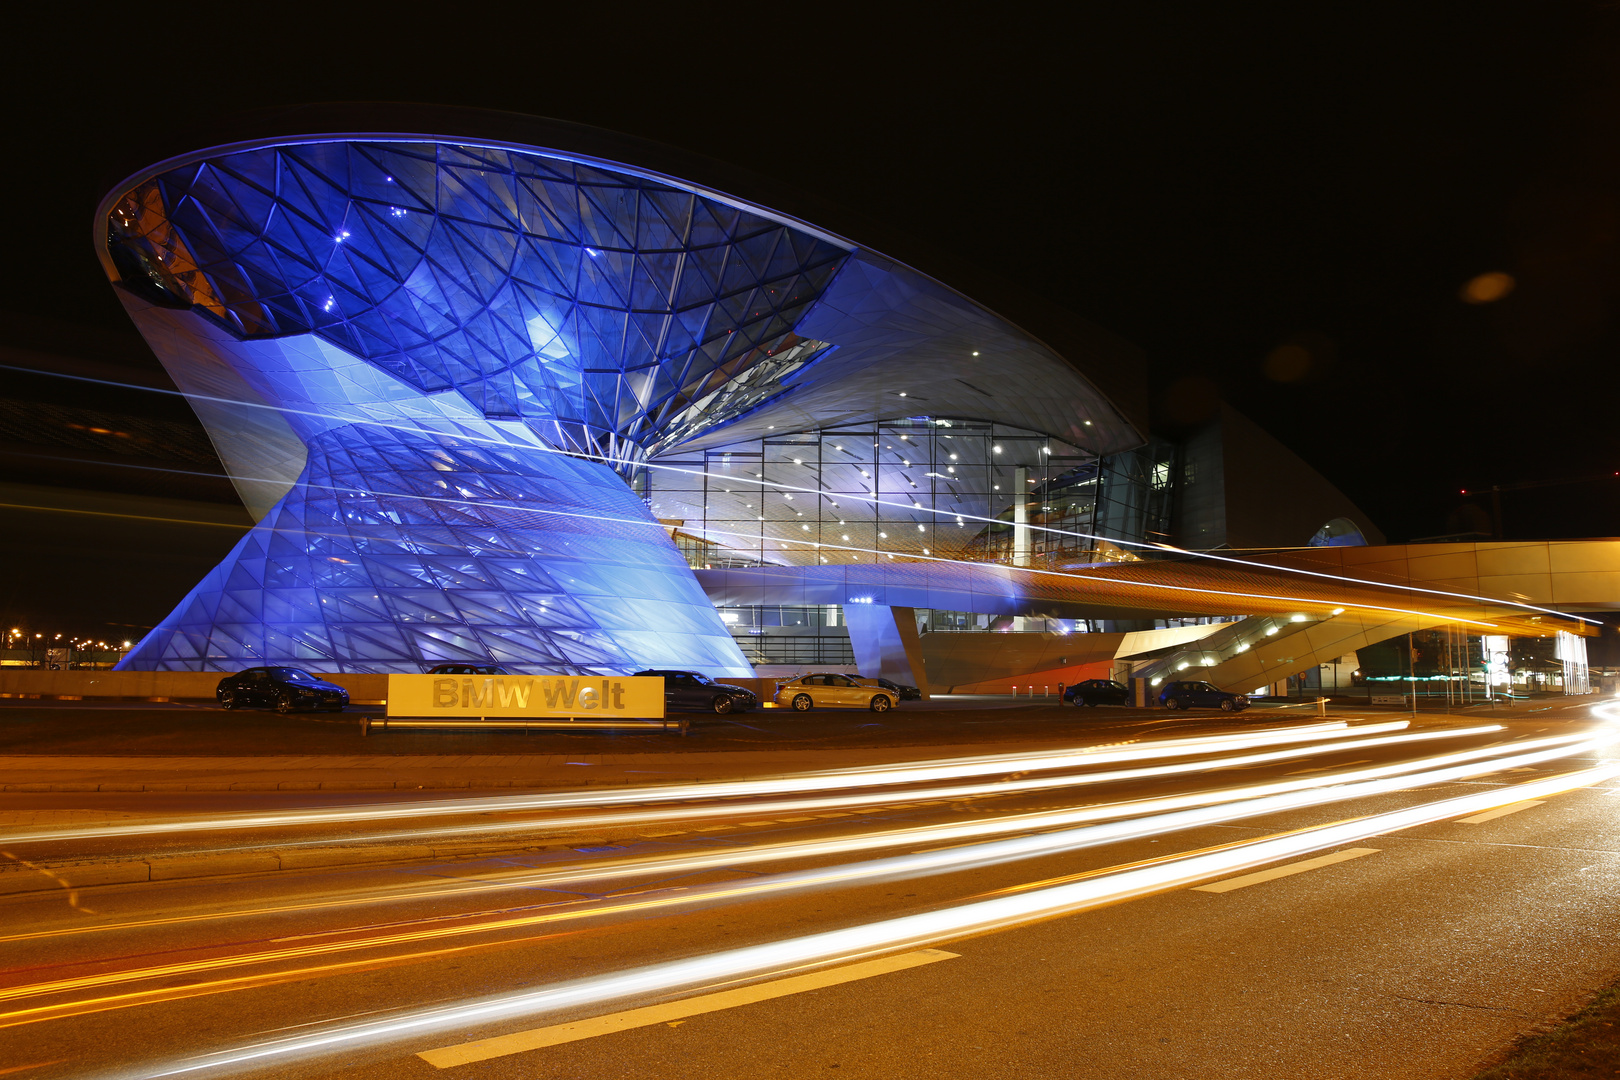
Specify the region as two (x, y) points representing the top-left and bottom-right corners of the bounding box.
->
(1063, 678), (1130, 706)
(633, 669), (759, 714)
(1158, 680), (1250, 712)
(217, 667), (349, 713)
(855, 676), (922, 701)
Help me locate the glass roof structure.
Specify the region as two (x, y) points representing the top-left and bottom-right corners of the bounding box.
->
(98, 113), (1143, 673)
(108, 141), (848, 468)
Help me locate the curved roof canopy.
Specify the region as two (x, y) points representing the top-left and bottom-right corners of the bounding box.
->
(97, 105), (1146, 491)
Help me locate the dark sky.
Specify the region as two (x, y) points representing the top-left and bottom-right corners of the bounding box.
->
(6, 3), (1619, 547)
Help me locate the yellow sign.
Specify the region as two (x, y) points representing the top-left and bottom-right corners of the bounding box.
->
(386, 675), (665, 718)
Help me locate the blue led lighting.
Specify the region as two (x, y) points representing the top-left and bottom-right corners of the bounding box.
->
(104, 138), (853, 674)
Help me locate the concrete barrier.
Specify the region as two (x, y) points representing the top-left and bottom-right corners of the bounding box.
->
(0, 669), (388, 703)
(0, 670), (778, 706)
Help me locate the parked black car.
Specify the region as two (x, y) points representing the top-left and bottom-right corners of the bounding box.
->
(856, 676), (922, 701)
(1157, 680), (1250, 712)
(633, 669), (759, 714)
(1063, 678), (1130, 706)
(426, 664), (511, 675)
(216, 667), (349, 713)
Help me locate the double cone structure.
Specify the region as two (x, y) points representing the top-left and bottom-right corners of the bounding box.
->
(98, 107), (1137, 673)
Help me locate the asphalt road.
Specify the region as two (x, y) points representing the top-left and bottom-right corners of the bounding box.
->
(1, 699), (1616, 1079)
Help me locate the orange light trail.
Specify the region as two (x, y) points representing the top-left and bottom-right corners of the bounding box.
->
(106, 744), (1620, 1079)
(18, 725), (1611, 1055)
(0, 721), (1404, 849)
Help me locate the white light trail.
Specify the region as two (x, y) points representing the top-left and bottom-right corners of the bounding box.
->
(104, 731), (1620, 1079)
(0, 723), (1539, 946)
(0, 722), (1416, 848)
(234, 722), (1508, 852)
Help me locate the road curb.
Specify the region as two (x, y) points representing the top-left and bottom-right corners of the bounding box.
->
(0, 776), (717, 793)
(0, 835), (614, 897)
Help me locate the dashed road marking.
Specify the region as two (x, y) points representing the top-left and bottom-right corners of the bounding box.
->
(1457, 799), (1544, 824)
(416, 949), (960, 1067)
(1192, 848), (1379, 893)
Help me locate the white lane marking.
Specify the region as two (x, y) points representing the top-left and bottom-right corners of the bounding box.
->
(777, 816), (819, 823)
(417, 949), (960, 1067)
(1192, 847), (1379, 893)
(1457, 799), (1545, 824)
(1285, 759), (1372, 775)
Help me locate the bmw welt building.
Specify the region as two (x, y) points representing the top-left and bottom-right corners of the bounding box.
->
(101, 105), (1467, 694)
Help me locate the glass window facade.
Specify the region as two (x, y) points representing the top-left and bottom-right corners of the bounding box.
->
(646, 417), (1157, 569)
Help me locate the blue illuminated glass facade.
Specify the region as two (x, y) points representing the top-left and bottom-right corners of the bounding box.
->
(106, 138), (849, 674)
(100, 122), (1145, 675)
(134, 420), (748, 672)
(109, 141), (847, 464)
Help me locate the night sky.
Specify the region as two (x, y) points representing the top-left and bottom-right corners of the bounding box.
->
(5, 4), (1618, 551)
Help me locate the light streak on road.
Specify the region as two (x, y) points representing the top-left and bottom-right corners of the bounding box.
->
(0, 721), (1414, 848)
(92, 735), (1620, 1079)
(0, 723), (1537, 947)
(215, 722), (1511, 851)
(26, 728), (1612, 1051)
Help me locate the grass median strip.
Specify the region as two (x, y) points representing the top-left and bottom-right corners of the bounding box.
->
(1474, 982), (1620, 1079)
